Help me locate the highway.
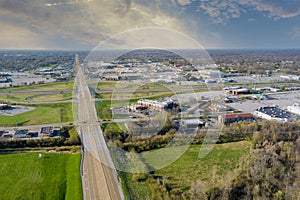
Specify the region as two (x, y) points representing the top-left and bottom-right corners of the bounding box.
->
(74, 55), (124, 200)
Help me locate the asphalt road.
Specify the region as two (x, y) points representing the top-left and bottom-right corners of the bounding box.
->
(74, 55), (124, 200)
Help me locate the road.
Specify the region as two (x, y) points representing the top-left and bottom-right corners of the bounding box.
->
(74, 55), (124, 200)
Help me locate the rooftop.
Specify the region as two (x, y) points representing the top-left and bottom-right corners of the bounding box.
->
(221, 113), (253, 119)
(256, 106), (292, 119)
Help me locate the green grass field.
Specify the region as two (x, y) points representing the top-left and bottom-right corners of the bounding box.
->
(0, 94), (30, 102)
(30, 93), (73, 102)
(0, 81), (74, 92)
(123, 141), (251, 199)
(0, 93), (73, 103)
(0, 103), (73, 126)
(0, 152), (82, 200)
(97, 81), (169, 90)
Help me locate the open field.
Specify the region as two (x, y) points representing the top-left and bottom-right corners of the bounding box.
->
(97, 81), (169, 90)
(30, 93), (73, 102)
(123, 141), (251, 199)
(0, 152), (82, 200)
(0, 103), (73, 126)
(0, 81), (74, 92)
(0, 94), (30, 102)
(0, 93), (73, 103)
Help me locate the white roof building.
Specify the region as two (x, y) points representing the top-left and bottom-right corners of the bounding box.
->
(254, 105), (293, 122)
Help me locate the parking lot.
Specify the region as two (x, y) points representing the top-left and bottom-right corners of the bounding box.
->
(229, 91), (300, 113)
(0, 106), (35, 116)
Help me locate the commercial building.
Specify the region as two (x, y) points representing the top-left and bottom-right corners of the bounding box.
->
(137, 99), (175, 111)
(286, 103), (300, 116)
(254, 106), (293, 122)
(127, 104), (147, 112)
(200, 70), (225, 79)
(280, 75), (300, 81)
(218, 113), (254, 124)
(224, 86), (250, 95)
(181, 119), (206, 129)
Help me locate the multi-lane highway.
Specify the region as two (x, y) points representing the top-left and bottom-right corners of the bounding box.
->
(74, 55), (124, 200)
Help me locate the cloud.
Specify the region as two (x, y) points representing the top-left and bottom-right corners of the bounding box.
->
(0, 0), (193, 49)
(247, 0), (300, 19)
(248, 18), (256, 23)
(197, 0), (242, 23)
(177, 0), (192, 6)
(194, 0), (300, 24)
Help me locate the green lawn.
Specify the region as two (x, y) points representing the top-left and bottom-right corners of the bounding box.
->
(0, 103), (73, 126)
(0, 152), (82, 200)
(123, 141), (251, 199)
(0, 94), (30, 102)
(0, 81), (74, 92)
(0, 93), (73, 103)
(97, 81), (169, 90)
(30, 93), (73, 102)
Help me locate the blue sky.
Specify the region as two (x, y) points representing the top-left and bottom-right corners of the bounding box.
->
(0, 0), (300, 50)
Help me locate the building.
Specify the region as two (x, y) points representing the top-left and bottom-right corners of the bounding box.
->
(224, 86), (250, 95)
(254, 106), (293, 122)
(286, 103), (300, 116)
(127, 104), (147, 112)
(280, 75), (300, 81)
(200, 70), (225, 79)
(218, 113), (254, 124)
(40, 126), (54, 135)
(137, 99), (175, 111)
(181, 119), (206, 129)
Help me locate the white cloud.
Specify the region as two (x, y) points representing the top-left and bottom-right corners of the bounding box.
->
(0, 0), (195, 49)
(177, 0), (192, 6)
(195, 0), (300, 24)
(198, 0), (242, 24)
(247, 0), (300, 19)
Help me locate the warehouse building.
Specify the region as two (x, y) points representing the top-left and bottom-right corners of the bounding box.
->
(254, 106), (293, 122)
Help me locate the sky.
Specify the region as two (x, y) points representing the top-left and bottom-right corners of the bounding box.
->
(1, 0), (300, 50)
